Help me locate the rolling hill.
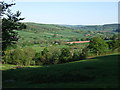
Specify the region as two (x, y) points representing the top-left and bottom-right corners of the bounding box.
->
(12, 22), (118, 51)
(60, 23), (119, 31)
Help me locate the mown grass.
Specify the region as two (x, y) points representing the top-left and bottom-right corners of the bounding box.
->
(2, 54), (119, 88)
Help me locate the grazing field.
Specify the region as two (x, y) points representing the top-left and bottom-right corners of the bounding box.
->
(14, 23), (117, 49)
(2, 54), (119, 88)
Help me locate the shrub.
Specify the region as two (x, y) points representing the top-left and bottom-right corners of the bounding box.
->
(3, 48), (35, 66)
(72, 50), (81, 61)
(33, 52), (42, 65)
(22, 48), (35, 66)
(80, 48), (88, 60)
(11, 48), (25, 65)
(52, 50), (61, 64)
(87, 37), (109, 55)
(3, 50), (14, 64)
(107, 40), (120, 51)
(40, 52), (53, 65)
(36, 47), (54, 65)
(41, 47), (49, 56)
(60, 48), (72, 63)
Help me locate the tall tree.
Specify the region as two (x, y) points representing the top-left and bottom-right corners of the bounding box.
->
(0, 1), (26, 51)
(87, 37), (108, 55)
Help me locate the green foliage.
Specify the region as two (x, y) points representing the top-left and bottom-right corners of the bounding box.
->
(87, 37), (108, 55)
(1, 1), (26, 51)
(72, 50), (81, 61)
(12, 22), (118, 49)
(33, 52), (42, 65)
(2, 54), (119, 88)
(34, 47), (82, 65)
(2, 18), (19, 51)
(2, 50), (13, 64)
(52, 51), (61, 64)
(41, 47), (49, 56)
(40, 52), (53, 65)
(80, 47), (88, 59)
(22, 48), (35, 66)
(60, 48), (72, 63)
(35, 47), (52, 65)
(107, 39), (120, 51)
(3, 48), (35, 66)
(63, 24), (119, 31)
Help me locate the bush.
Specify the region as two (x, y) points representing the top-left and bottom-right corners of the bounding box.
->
(107, 40), (120, 51)
(33, 52), (42, 65)
(87, 37), (109, 55)
(80, 48), (88, 60)
(72, 50), (81, 61)
(60, 48), (72, 63)
(52, 50), (61, 64)
(3, 50), (14, 64)
(36, 47), (74, 65)
(3, 48), (35, 66)
(35, 47), (53, 65)
(40, 52), (53, 65)
(22, 48), (35, 66)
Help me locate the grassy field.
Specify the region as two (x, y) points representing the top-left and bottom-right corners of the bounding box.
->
(2, 54), (119, 88)
(15, 22), (117, 48)
(2, 22), (119, 88)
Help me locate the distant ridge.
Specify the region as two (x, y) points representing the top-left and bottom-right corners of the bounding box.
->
(23, 22), (119, 32)
(59, 23), (119, 31)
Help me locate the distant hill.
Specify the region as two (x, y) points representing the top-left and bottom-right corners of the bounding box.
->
(23, 22), (119, 32)
(115, 29), (120, 32)
(58, 24), (84, 30)
(16, 22), (118, 47)
(59, 24), (119, 31)
(24, 22), (73, 32)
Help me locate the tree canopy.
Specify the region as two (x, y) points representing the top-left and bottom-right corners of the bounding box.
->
(87, 37), (108, 55)
(0, 1), (26, 51)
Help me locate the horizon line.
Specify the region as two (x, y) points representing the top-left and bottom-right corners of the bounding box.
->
(2, 0), (120, 3)
(21, 21), (118, 26)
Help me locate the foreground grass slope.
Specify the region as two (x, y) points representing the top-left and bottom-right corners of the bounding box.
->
(2, 54), (119, 88)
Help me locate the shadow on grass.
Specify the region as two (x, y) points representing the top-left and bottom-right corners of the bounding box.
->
(2, 54), (119, 86)
(87, 54), (120, 60)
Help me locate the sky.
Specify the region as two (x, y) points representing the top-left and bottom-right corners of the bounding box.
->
(1, 0), (118, 25)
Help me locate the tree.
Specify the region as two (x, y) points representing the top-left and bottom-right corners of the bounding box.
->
(80, 47), (88, 59)
(107, 39), (120, 51)
(87, 37), (108, 55)
(40, 47), (52, 65)
(3, 48), (35, 66)
(60, 48), (72, 63)
(41, 47), (49, 56)
(0, 1), (26, 51)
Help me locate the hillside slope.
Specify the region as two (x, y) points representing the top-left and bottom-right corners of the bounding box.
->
(17, 22), (118, 45)
(3, 54), (119, 88)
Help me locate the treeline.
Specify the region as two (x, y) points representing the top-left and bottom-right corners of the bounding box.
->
(85, 36), (120, 56)
(62, 24), (119, 31)
(2, 36), (120, 66)
(2, 47), (85, 66)
(24, 23), (71, 32)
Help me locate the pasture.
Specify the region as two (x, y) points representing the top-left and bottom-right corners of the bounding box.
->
(2, 54), (119, 88)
